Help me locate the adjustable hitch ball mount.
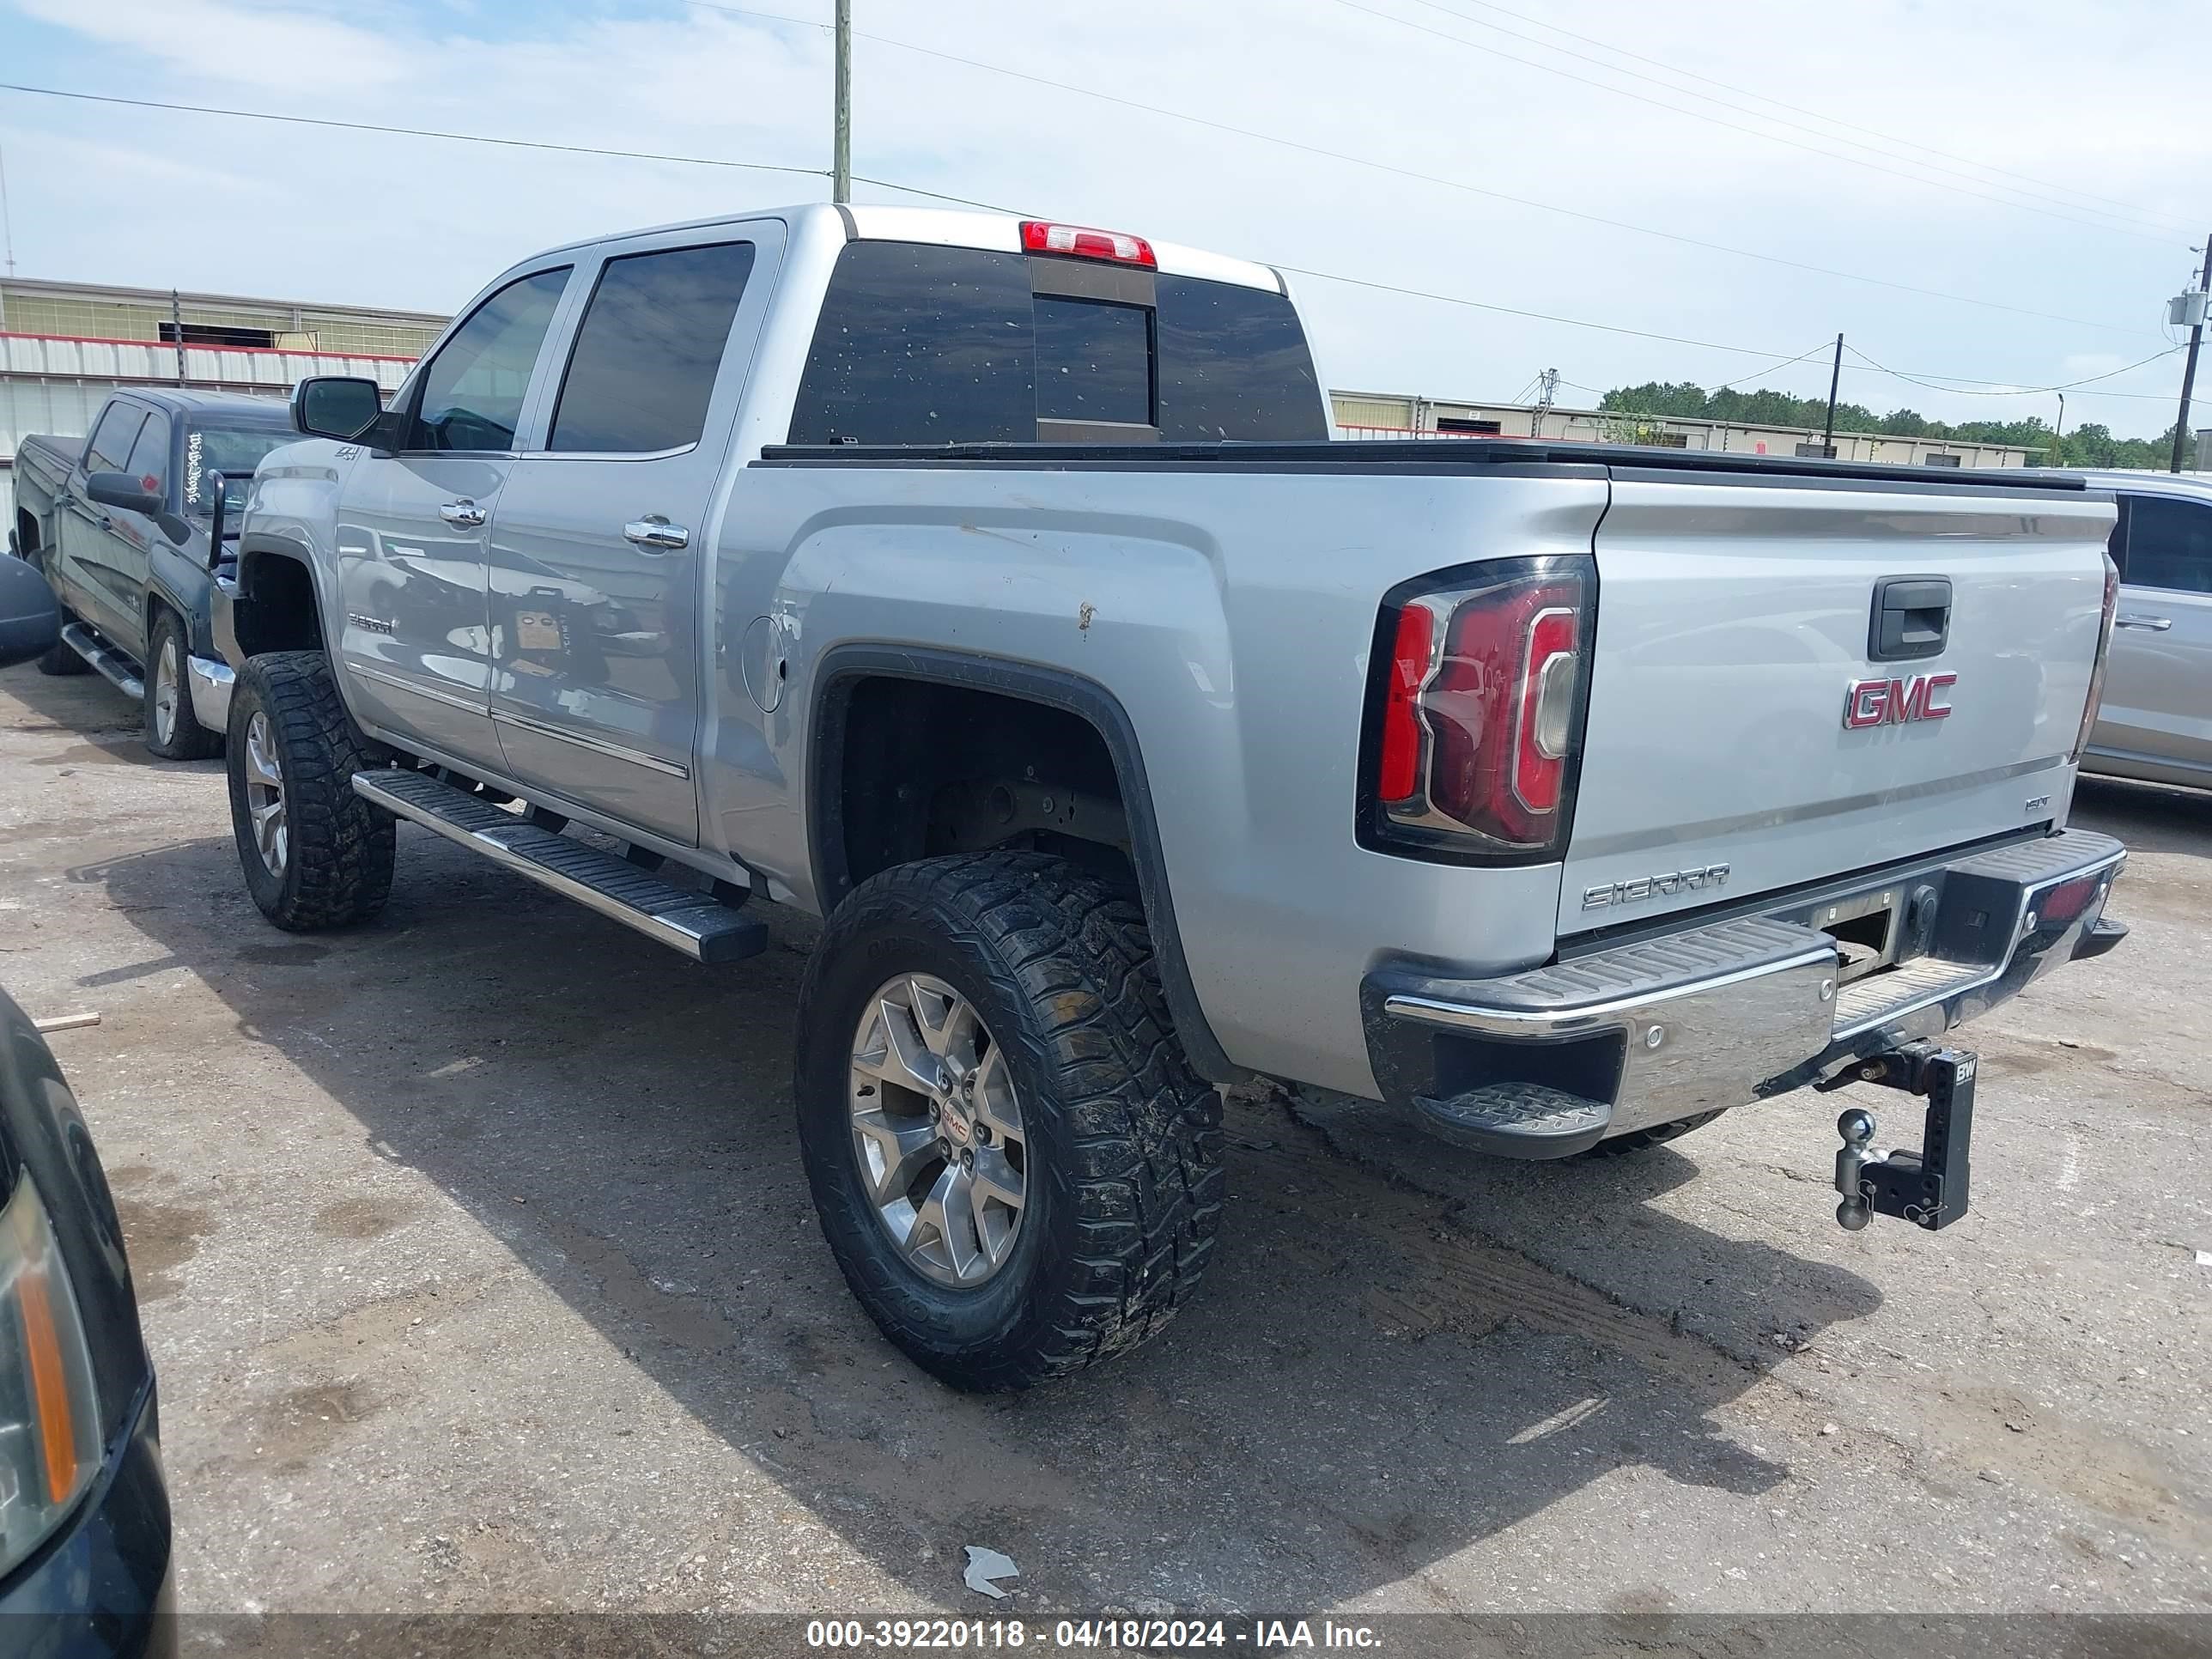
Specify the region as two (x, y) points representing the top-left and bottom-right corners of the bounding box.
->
(1820, 1040), (1977, 1232)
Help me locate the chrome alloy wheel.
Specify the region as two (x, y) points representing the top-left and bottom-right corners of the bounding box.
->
(242, 710), (289, 878)
(848, 973), (1026, 1288)
(153, 636), (181, 746)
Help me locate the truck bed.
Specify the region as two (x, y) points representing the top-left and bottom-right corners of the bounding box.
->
(757, 438), (2096, 495)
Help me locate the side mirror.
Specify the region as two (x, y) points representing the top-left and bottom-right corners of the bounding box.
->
(85, 470), (164, 518)
(0, 555), (62, 671)
(293, 376), (385, 441)
(85, 471), (194, 544)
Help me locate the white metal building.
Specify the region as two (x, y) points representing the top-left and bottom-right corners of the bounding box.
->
(1332, 390), (2037, 470)
(1, 277), (446, 519)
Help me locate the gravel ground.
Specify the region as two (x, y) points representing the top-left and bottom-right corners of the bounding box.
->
(0, 660), (2206, 1628)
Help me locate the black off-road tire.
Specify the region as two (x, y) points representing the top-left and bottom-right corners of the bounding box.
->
(143, 609), (222, 761)
(1577, 1109), (1723, 1158)
(227, 652), (394, 931)
(795, 851), (1224, 1392)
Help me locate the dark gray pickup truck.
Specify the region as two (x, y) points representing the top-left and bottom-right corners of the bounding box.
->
(10, 388), (295, 757)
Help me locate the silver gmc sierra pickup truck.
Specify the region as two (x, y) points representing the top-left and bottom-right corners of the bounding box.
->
(210, 203), (2130, 1390)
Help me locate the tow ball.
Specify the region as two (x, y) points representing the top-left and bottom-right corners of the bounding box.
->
(1824, 1040), (1977, 1231)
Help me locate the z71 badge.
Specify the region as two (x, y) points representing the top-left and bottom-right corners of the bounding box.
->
(1583, 864), (1731, 910)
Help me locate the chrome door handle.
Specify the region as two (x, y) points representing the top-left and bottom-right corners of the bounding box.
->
(2115, 615), (2172, 631)
(439, 500), (486, 529)
(623, 516), (690, 552)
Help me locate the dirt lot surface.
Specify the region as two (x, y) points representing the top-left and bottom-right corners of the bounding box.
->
(1, 661), (2207, 1626)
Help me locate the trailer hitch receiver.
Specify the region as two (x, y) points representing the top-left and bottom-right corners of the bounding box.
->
(1830, 1041), (1976, 1231)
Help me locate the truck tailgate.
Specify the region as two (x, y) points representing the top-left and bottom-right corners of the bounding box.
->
(1559, 476), (2115, 935)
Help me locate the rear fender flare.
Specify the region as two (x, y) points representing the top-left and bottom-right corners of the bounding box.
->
(807, 643), (1247, 1085)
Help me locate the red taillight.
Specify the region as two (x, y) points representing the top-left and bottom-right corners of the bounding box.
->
(1367, 560), (1592, 858)
(1019, 219), (1157, 268)
(2073, 551), (2120, 762)
(1378, 605), (1433, 803)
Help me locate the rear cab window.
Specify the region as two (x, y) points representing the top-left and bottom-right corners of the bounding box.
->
(788, 240), (1325, 446)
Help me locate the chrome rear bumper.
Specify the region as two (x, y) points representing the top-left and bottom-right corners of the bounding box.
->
(1362, 829), (2126, 1152)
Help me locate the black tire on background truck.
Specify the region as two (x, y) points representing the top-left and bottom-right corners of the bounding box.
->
(143, 609), (223, 761)
(33, 632), (88, 677)
(795, 851), (1224, 1391)
(227, 652), (395, 931)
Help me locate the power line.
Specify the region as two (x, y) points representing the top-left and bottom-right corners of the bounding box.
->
(1410, 0), (2192, 235)
(1710, 340), (1838, 394)
(1384, 0), (2191, 238)
(1277, 265), (2179, 402)
(1322, 0), (2183, 247)
(0, 82), (830, 180)
(2, 81), (2175, 408)
(1842, 342), (2185, 399)
(678, 0), (2159, 339)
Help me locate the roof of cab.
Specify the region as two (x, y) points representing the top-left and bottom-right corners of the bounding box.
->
(533, 202), (1286, 294)
(115, 387), (293, 422)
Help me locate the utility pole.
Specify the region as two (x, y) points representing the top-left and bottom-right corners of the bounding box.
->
(1530, 367), (1558, 438)
(2170, 234), (2210, 475)
(832, 0), (852, 204)
(2051, 392), (2065, 469)
(1821, 332), (1844, 456)
(0, 140), (15, 282)
(170, 289), (186, 386)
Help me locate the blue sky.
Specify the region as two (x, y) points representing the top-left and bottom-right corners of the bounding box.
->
(2, 0), (2205, 435)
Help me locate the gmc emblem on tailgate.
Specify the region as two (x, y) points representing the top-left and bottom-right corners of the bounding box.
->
(1844, 672), (1956, 730)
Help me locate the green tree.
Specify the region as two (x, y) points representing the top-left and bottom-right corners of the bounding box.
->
(1600, 381), (2191, 468)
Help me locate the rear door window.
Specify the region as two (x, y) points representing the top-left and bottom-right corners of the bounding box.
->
(548, 240), (757, 453)
(84, 403), (147, 474)
(2121, 495), (2212, 594)
(410, 266), (572, 453)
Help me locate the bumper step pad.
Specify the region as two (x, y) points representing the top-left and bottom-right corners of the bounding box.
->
(353, 768), (766, 964)
(1412, 1082), (1613, 1158)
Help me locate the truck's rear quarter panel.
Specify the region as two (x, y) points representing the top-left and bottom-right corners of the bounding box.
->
(725, 463), (1606, 1096)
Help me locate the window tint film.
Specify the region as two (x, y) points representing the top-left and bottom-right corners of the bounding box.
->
(1154, 275), (1326, 441)
(85, 404), (146, 474)
(789, 243), (1033, 445)
(413, 266), (571, 453)
(2123, 496), (2212, 594)
(1034, 297), (1152, 425)
(123, 413), (172, 498)
(549, 241), (757, 453)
